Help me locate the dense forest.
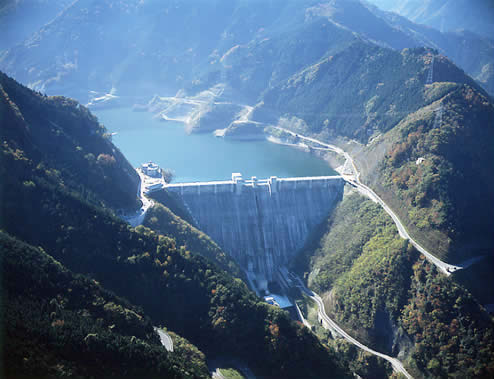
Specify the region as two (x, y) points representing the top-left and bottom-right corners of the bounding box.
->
(145, 191), (243, 278)
(1, 231), (210, 379)
(0, 71), (139, 210)
(368, 83), (494, 263)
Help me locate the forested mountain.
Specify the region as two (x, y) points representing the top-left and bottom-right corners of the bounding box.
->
(363, 83), (494, 263)
(0, 71), (351, 378)
(250, 47), (494, 264)
(297, 192), (494, 378)
(1, 231), (210, 379)
(0, 71), (139, 210)
(0, 0), (493, 102)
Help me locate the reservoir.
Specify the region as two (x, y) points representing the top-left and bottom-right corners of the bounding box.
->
(94, 107), (336, 182)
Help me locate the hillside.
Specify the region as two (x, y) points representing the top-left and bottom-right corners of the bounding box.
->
(0, 71), (139, 210)
(363, 83), (494, 263)
(0, 72), (352, 378)
(298, 192), (494, 378)
(143, 192), (243, 278)
(248, 42), (494, 265)
(1, 230), (210, 379)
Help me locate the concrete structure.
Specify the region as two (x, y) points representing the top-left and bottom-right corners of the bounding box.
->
(144, 182), (164, 194)
(141, 162), (161, 178)
(264, 294), (293, 309)
(165, 173), (343, 293)
(139, 162), (165, 194)
(165, 173), (342, 196)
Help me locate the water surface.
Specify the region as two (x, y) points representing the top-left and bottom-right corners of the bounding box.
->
(94, 108), (336, 182)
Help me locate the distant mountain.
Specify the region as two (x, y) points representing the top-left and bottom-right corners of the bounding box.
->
(0, 0), (493, 103)
(365, 0), (494, 39)
(358, 1), (494, 95)
(0, 0), (330, 102)
(0, 0), (72, 50)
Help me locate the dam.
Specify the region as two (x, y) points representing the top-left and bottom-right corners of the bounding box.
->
(165, 173), (344, 293)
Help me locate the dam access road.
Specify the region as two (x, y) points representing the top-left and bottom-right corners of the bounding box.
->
(271, 126), (474, 276)
(124, 169), (156, 227)
(293, 276), (414, 379)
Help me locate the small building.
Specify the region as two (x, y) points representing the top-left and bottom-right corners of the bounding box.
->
(141, 162), (161, 178)
(264, 294), (293, 309)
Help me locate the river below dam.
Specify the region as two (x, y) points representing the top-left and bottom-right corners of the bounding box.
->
(93, 107), (336, 182)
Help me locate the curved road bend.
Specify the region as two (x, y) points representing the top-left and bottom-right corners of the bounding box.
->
(126, 169), (155, 227)
(272, 126), (466, 276)
(154, 327), (174, 352)
(294, 277), (413, 379)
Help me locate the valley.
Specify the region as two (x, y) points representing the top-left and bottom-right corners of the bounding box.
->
(1, 1), (494, 378)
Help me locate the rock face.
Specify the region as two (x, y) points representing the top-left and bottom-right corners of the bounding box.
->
(167, 175), (343, 291)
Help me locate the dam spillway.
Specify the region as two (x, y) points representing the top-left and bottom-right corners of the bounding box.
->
(165, 173), (344, 292)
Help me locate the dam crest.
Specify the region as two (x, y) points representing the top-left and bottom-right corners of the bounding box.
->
(165, 173), (344, 294)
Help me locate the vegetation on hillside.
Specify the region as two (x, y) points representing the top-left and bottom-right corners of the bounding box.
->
(301, 192), (494, 378)
(259, 46), (481, 143)
(400, 259), (494, 378)
(0, 72), (139, 210)
(374, 84), (494, 262)
(1, 231), (210, 379)
(301, 194), (402, 293)
(143, 200), (242, 278)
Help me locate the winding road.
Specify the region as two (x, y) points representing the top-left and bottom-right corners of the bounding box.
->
(294, 276), (413, 379)
(154, 327), (174, 352)
(125, 169), (155, 227)
(272, 126), (467, 276)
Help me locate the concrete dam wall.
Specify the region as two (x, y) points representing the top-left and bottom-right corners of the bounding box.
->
(166, 174), (343, 291)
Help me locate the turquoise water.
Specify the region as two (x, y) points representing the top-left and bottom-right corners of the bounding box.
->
(94, 108), (336, 183)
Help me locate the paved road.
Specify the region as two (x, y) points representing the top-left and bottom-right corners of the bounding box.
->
(125, 169), (154, 227)
(209, 360), (256, 379)
(154, 327), (173, 352)
(211, 368), (226, 379)
(272, 127), (468, 276)
(294, 277), (413, 379)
